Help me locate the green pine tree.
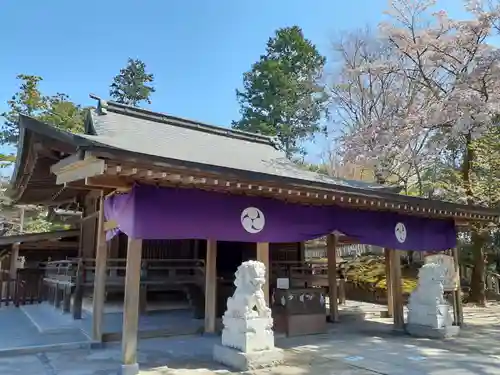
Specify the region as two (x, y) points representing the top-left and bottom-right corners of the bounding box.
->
(110, 58), (155, 106)
(232, 26), (328, 158)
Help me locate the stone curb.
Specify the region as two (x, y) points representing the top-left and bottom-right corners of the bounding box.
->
(0, 340), (101, 358)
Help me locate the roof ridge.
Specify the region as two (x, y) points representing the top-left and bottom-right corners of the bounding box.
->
(89, 94), (280, 148)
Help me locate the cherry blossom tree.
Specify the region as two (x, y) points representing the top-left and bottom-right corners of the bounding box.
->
(328, 27), (435, 193)
(333, 0), (500, 304)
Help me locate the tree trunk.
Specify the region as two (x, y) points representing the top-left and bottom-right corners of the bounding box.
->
(461, 132), (487, 305)
(469, 231), (487, 306)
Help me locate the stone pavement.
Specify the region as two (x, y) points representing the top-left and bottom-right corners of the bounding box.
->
(0, 307), (90, 352)
(1, 320), (500, 375)
(0, 301), (499, 374)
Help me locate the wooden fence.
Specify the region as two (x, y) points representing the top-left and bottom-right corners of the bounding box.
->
(0, 268), (45, 307)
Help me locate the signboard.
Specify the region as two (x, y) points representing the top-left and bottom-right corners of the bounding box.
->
(276, 278), (290, 290)
(425, 254), (458, 291)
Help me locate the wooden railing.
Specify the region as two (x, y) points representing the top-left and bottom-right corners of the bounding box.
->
(40, 257), (207, 318)
(79, 258), (205, 288)
(0, 268), (45, 307)
(271, 260), (344, 287)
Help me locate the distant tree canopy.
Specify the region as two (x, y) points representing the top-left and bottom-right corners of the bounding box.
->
(1, 74), (85, 147)
(110, 58), (156, 106)
(328, 0), (500, 305)
(232, 26), (328, 158)
(0, 74), (85, 234)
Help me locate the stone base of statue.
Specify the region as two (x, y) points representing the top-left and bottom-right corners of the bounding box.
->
(407, 303), (459, 338)
(213, 343), (284, 371)
(221, 317), (275, 352)
(213, 260), (284, 371)
(406, 263), (460, 340)
(405, 322), (459, 339)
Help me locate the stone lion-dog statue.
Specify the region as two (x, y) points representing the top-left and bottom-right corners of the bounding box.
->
(410, 263), (447, 306)
(224, 260), (271, 320)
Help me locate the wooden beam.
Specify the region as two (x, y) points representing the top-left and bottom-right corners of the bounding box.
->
(204, 239), (217, 333)
(64, 180), (93, 190)
(50, 153), (84, 174)
(56, 158), (106, 185)
(0, 230), (80, 246)
(256, 242), (270, 305)
(9, 243), (20, 278)
(327, 234), (339, 322)
(91, 193), (108, 342)
(20, 241), (79, 250)
(121, 237), (143, 374)
(384, 248), (393, 318)
(85, 175), (132, 190)
(390, 249), (404, 330)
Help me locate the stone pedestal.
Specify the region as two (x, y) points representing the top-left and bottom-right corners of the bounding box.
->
(406, 263), (460, 339)
(212, 260), (284, 371)
(408, 303), (453, 329)
(119, 363), (139, 375)
(405, 323), (459, 339)
(214, 315), (284, 371)
(213, 344), (284, 371)
(222, 317), (274, 352)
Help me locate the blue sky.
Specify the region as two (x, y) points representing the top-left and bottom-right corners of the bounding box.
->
(0, 0), (469, 164)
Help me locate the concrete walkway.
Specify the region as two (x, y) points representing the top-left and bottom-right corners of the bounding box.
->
(0, 307), (90, 353)
(1, 324), (500, 375)
(0, 301), (498, 374)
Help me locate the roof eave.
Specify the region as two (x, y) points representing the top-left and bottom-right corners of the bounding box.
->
(7, 115), (92, 203)
(82, 144), (500, 220)
(8, 122), (34, 201)
(0, 229), (80, 246)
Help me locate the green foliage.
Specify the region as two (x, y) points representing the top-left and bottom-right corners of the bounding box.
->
(232, 26), (328, 158)
(22, 211), (70, 233)
(344, 255), (417, 294)
(1, 75), (48, 145)
(471, 126), (500, 208)
(39, 93), (85, 134)
(0, 153), (16, 169)
(1, 75), (85, 147)
(110, 58), (155, 106)
(0, 75), (84, 235)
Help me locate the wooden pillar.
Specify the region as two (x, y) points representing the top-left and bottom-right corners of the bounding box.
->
(121, 237), (143, 374)
(452, 247), (463, 326)
(327, 234), (339, 322)
(72, 207), (87, 319)
(109, 236), (119, 279)
(193, 239), (200, 259)
(91, 193), (108, 342)
(204, 239), (217, 333)
(54, 286), (62, 308)
(390, 249), (404, 330)
(256, 242), (270, 305)
(384, 248), (393, 317)
(72, 258), (84, 319)
(62, 286), (71, 313)
(298, 241), (305, 262)
(9, 243), (19, 278)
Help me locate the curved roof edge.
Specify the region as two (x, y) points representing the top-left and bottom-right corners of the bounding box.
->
(8, 115), (85, 202)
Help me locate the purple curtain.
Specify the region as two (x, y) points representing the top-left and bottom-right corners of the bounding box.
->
(103, 184), (456, 251)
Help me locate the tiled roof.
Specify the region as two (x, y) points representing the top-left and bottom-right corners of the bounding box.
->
(81, 97), (393, 192)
